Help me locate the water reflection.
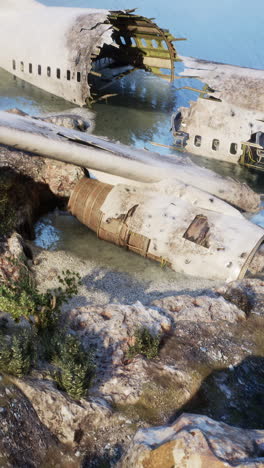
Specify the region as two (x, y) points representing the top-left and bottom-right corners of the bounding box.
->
(0, 68), (73, 115)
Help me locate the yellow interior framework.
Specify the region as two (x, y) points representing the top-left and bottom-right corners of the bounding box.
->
(88, 11), (185, 99)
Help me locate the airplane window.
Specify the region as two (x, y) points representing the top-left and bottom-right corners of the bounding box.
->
(47, 66), (51, 77)
(20, 61), (24, 72)
(120, 36), (126, 45)
(38, 65), (41, 76)
(67, 70), (71, 81)
(29, 63), (32, 74)
(212, 139), (219, 151)
(230, 143), (237, 155)
(57, 68), (61, 79)
(12, 60), (16, 70)
(77, 72), (81, 82)
(194, 135), (202, 147)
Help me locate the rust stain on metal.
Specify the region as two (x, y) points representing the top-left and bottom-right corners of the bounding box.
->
(68, 177), (169, 264)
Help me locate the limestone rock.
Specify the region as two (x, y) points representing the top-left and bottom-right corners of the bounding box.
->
(69, 301), (171, 366)
(0, 233), (28, 287)
(152, 294), (246, 322)
(217, 278), (264, 315)
(7, 232), (25, 259)
(6, 108), (92, 132)
(12, 376), (112, 445)
(0, 144), (84, 241)
(42, 114), (90, 132)
(119, 413), (264, 468)
(0, 377), (59, 467)
(68, 302), (171, 403)
(5, 108), (28, 116)
(40, 158), (84, 198)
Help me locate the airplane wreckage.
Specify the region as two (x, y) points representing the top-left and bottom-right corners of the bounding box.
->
(172, 57), (264, 172)
(0, 1), (263, 281)
(0, 110), (263, 282)
(1, 1), (264, 171)
(1, 0), (264, 170)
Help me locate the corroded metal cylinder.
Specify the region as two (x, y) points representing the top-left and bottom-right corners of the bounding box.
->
(68, 177), (159, 261)
(68, 177), (113, 234)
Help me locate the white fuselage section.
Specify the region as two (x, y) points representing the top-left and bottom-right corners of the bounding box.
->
(0, 1), (112, 105)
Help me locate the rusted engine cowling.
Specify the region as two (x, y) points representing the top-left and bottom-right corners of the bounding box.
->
(68, 177), (264, 281)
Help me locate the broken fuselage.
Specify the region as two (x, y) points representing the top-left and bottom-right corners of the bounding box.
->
(172, 57), (264, 172)
(0, 0), (181, 106)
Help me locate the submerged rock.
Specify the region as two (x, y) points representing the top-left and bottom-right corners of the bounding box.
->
(41, 114), (91, 132)
(118, 413), (264, 467)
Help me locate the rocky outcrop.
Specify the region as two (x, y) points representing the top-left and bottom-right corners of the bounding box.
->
(11, 376), (134, 465)
(7, 107), (92, 132)
(217, 278), (264, 315)
(65, 283), (259, 407)
(0, 233), (29, 295)
(13, 376), (113, 445)
(0, 109), (86, 243)
(0, 376), (79, 468)
(152, 294), (246, 322)
(118, 413), (264, 467)
(0, 144), (84, 202)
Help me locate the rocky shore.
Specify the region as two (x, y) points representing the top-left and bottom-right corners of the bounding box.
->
(0, 120), (264, 467)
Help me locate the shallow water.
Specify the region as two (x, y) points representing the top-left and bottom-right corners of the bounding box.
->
(34, 210), (218, 303)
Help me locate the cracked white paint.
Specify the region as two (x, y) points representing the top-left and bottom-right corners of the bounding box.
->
(100, 180), (264, 281)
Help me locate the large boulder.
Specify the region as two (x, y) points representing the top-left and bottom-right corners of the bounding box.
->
(118, 413), (264, 468)
(0, 376), (78, 467)
(152, 294), (246, 323)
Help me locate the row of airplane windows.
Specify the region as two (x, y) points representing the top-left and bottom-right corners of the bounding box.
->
(194, 135), (238, 155)
(12, 60), (82, 82)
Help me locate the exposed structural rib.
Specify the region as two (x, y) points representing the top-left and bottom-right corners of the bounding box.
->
(172, 56), (264, 171)
(0, 0), (181, 106)
(0, 111), (260, 213)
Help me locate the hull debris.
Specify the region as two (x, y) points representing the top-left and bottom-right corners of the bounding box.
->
(68, 177), (264, 282)
(173, 57), (264, 171)
(0, 0), (182, 106)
